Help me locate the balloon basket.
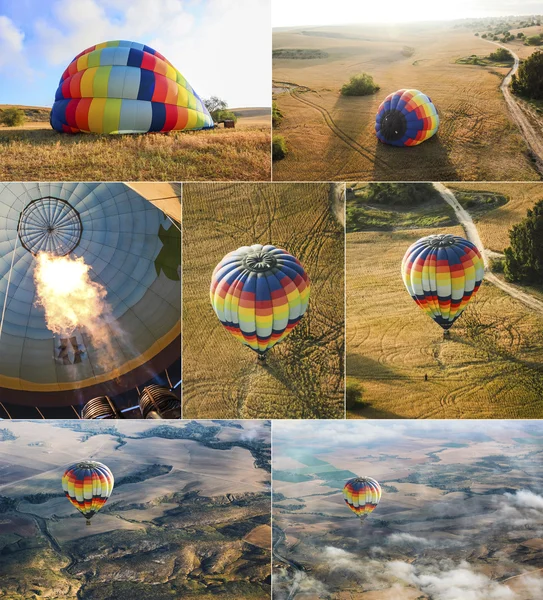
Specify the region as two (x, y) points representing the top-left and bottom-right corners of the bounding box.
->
(86, 520), (91, 527)
(257, 354), (267, 363)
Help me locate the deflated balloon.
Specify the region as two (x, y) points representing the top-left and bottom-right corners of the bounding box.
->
(375, 89), (439, 147)
(51, 40), (213, 134)
(210, 244), (310, 356)
(62, 460), (114, 525)
(401, 234), (484, 330)
(343, 476), (382, 521)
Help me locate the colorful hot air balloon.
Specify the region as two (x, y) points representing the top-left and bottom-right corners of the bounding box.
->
(401, 234), (484, 331)
(343, 476), (382, 521)
(62, 461), (114, 525)
(375, 89), (439, 147)
(51, 40), (213, 134)
(210, 244), (310, 359)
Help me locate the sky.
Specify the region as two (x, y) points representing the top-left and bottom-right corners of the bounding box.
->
(0, 0), (271, 108)
(272, 0), (543, 27)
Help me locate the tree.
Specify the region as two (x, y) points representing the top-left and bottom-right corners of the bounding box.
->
(341, 73), (380, 96)
(503, 200), (543, 283)
(488, 47), (513, 62)
(203, 96), (228, 122)
(346, 381), (365, 411)
(511, 51), (543, 99)
(0, 107), (25, 127)
(272, 101), (283, 128)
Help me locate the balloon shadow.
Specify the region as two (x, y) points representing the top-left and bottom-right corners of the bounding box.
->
(372, 135), (459, 182)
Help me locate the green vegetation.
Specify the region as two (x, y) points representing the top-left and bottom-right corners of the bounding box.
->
(273, 470), (313, 483)
(346, 380), (365, 411)
(0, 107), (25, 127)
(273, 49), (328, 59)
(0, 495), (17, 512)
(340, 73), (380, 97)
(504, 200), (543, 283)
(346, 183), (449, 231)
(526, 34), (543, 45)
(272, 134), (287, 160)
(452, 190), (508, 214)
(351, 183), (440, 207)
(488, 47), (513, 62)
(511, 51), (543, 99)
(272, 101), (283, 128)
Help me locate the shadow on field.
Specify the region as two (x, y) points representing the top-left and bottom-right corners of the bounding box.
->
(372, 135), (458, 181)
(346, 353), (398, 381)
(348, 403), (406, 419)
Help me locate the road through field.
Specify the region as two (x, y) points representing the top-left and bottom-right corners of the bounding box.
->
(435, 182), (543, 315)
(485, 40), (543, 175)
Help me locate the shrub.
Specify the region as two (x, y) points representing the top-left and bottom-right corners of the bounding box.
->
(526, 34), (543, 46)
(272, 101), (283, 128)
(214, 109), (237, 123)
(490, 257), (504, 273)
(356, 182), (439, 207)
(341, 73), (380, 97)
(346, 380), (365, 410)
(488, 47), (513, 62)
(272, 135), (287, 161)
(0, 107), (25, 127)
(511, 51), (543, 99)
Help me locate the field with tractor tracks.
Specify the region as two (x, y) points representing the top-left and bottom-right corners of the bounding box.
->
(182, 183), (345, 419)
(346, 182), (543, 419)
(273, 21), (543, 182)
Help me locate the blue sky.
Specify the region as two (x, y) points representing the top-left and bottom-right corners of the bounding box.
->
(0, 0), (271, 108)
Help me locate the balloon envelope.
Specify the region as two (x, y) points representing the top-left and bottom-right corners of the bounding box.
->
(51, 40), (213, 134)
(343, 476), (382, 520)
(375, 89), (439, 147)
(402, 233), (484, 330)
(0, 182), (180, 406)
(62, 460), (114, 522)
(210, 244), (310, 356)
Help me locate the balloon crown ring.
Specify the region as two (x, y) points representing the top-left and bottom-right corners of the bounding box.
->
(242, 251), (278, 273)
(425, 234), (457, 248)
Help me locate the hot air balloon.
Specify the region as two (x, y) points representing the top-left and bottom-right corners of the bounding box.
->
(343, 476), (381, 521)
(375, 89), (439, 147)
(51, 40), (213, 134)
(0, 183), (180, 410)
(210, 244), (310, 359)
(62, 460), (114, 525)
(401, 234), (484, 331)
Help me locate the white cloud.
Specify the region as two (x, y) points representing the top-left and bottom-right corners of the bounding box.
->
(507, 490), (543, 511)
(0, 15), (25, 69)
(32, 0), (271, 107)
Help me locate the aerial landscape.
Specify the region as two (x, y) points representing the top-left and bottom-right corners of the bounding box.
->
(0, 419), (271, 599)
(273, 13), (543, 181)
(182, 183), (345, 420)
(272, 419), (543, 599)
(0, 1), (271, 180)
(347, 182), (543, 419)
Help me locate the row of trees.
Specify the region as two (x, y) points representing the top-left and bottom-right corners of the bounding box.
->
(504, 201), (543, 284)
(511, 51), (543, 99)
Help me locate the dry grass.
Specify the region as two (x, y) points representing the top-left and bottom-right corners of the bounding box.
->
(272, 22), (539, 181)
(346, 185), (543, 419)
(182, 183), (345, 419)
(0, 113), (271, 181)
(447, 182), (543, 252)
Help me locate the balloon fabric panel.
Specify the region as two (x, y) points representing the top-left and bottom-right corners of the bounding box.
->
(62, 461), (114, 521)
(401, 234), (484, 330)
(51, 40), (213, 134)
(375, 89), (439, 147)
(210, 244), (310, 356)
(343, 477), (382, 520)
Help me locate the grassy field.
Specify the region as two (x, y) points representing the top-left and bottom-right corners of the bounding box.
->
(0, 106), (271, 181)
(346, 183), (543, 419)
(272, 21), (541, 182)
(182, 183), (345, 419)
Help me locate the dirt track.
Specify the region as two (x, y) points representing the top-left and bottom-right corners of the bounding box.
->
(485, 40), (543, 176)
(435, 182), (543, 315)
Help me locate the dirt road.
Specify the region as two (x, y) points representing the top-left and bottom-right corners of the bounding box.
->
(486, 40), (543, 176)
(434, 182), (543, 315)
